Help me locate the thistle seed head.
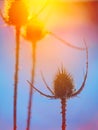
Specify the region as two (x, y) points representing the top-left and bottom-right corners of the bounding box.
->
(53, 67), (74, 99)
(5, 0), (29, 27)
(23, 19), (45, 43)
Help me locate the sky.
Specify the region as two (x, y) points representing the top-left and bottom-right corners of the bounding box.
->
(0, 0), (98, 130)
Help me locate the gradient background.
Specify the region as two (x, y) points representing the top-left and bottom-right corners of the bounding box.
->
(0, 0), (98, 130)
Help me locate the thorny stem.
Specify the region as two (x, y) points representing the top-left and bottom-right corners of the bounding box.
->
(61, 98), (67, 130)
(27, 81), (55, 99)
(48, 31), (86, 51)
(26, 43), (36, 130)
(71, 40), (88, 97)
(41, 72), (54, 95)
(14, 27), (20, 130)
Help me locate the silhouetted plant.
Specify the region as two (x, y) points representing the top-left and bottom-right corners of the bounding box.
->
(22, 18), (46, 130)
(0, 1), (29, 130)
(0, 2), (87, 130)
(28, 41), (88, 130)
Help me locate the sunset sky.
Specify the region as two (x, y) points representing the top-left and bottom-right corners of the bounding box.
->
(0, 0), (98, 130)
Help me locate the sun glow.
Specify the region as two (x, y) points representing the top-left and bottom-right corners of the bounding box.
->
(3, 0), (91, 29)
(23, 0), (59, 28)
(23, 0), (88, 30)
(23, 0), (50, 18)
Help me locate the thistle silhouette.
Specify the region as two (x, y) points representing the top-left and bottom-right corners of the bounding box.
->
(0, 1), (29, 130)
(0, 1), (87, 130)
(22, 18), (46, 130)
(28, 41), (88, 130)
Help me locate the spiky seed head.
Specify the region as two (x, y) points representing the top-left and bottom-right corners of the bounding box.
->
(5, 0), (29, 27)
(53, 67), (74, 99)
(23, 19), (45, 43)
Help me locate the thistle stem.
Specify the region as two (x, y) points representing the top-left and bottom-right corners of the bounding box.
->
(26, 43), (36, 130)
(48, 31), (86, 51)
(14, 27), (20, 130)
(61, 98), (67, 130)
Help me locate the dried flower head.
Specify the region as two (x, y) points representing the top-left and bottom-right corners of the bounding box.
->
(53, 67), (74, 99)
(4, 0), (29, 27)
(23, 19), (46, 43)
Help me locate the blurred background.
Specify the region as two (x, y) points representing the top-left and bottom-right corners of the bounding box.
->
(0, 0), (98, 130)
